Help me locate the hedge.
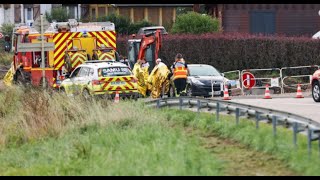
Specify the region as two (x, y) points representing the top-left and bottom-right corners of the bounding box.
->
(116, 33), (320, 72)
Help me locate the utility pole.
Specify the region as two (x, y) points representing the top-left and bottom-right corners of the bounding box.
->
(40, 14), (46, 89)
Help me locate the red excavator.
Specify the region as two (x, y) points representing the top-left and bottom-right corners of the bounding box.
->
(127, 29), (162, 71)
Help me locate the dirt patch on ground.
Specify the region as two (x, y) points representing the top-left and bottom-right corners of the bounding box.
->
(184, 128), (298, 176)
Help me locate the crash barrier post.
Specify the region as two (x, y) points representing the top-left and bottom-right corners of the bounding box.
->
(280, 65), (319, 94)
(241, 68), (282, 94)
(146, 97), (320, 158)
(223, 70), (242, 95)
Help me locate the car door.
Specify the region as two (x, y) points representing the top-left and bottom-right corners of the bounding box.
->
(65, 67), (82, 95)
(76, 67), (92, 92)
(73, 67), (90, 94)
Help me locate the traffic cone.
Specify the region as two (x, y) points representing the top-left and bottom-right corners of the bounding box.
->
(263, 84), (272, 99)
(114, 91), (120, 103)
(223, 85), (231, 100)
(296, 84), (304, 98)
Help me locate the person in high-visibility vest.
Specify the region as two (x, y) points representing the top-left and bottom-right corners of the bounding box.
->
(171, 53), (189, 97)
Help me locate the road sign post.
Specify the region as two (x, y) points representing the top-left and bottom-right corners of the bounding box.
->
(41, 15), (45, 88)
(0, 32), (3, 39)
(34, 14), (50, 89)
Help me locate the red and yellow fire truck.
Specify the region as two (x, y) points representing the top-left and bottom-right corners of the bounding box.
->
(6, 19), (118, 88)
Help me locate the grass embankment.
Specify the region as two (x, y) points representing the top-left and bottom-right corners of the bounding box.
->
(0, 52), (12, 80)
(0, 52), (12, 66)
(166, 109), (320, 175)
(0, 87), (317, 175)
(0, 87), (224, 175)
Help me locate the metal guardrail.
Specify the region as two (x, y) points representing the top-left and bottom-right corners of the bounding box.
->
(146, 97), (320, 157)
(223, 70), (241, 93)
(225, 65), (319, 95)
(280, 65), (319, 94)
(241, 68), (282, 94)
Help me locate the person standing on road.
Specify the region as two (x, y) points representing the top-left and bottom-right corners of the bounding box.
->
(171, 53), (189, 97)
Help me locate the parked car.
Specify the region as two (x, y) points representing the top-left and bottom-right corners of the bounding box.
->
(168, 64), (231, 98)
(137, 26), (168, 35)
(311, 69), (320, 102)
(60, 60), (139, 99)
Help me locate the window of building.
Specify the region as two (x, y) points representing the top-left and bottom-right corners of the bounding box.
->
(27, 8), (32, 20)
(92, 8), (96, 20)
(250, 11), (276, 35)
(68, 6), (75, 19)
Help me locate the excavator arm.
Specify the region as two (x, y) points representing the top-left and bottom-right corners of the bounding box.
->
(137, 29), (162, 61)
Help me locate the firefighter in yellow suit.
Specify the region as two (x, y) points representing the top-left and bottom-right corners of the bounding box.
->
(148, 58), (170, 99)
(132, 59), (150, 97)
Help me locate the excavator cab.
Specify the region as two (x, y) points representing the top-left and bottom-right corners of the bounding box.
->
(127, 39), (156, 72)
(127, 29), (162, 72)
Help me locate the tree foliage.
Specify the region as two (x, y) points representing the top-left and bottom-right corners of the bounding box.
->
(98, 14), (155, 35)
(45, 7), (70, 23)
(171, 12), (220, 34)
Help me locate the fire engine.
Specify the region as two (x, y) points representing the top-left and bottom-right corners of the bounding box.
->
(6, 19), (119, 88)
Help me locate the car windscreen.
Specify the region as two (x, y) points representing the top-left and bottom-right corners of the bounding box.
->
(99, 67), (132, 77)
(189, 66), (221, 76)
(139, 29), (167, 35)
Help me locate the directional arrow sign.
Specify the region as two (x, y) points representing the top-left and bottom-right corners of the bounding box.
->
(16, 42), (55, 52)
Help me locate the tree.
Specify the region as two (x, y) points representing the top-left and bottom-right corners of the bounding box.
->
(0, 23), (15, 39)
(98, 14), (131, 35)
(98, 14), (154, 35)
(171, 12), (220, 34)
(45, 7), (70, 23)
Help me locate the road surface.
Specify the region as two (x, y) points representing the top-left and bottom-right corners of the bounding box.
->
(230, 96), (320, 123)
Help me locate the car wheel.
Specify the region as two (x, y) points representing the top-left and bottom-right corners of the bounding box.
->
(60, 87), (66, 94)
(169, 86), (175, 97)
(186, 85), (192, 97)
(82, 89), (91, 100)
(312, 81), (320, 102)
(14, 70), (26, 86)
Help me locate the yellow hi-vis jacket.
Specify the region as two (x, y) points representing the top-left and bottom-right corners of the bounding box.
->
(133, 62), (149, 97)
(173, 61), (188, 80)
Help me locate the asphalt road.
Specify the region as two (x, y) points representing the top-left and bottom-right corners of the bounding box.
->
(230, 96), (320, 123)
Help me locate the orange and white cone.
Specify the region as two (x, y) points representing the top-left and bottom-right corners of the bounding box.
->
(114, 91), (120, 103)
(296, 84), (304, 98)
(263, 84), (272, 99)
(223, 85), (231, 100)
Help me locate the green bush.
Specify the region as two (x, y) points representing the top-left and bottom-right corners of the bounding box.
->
(98, 14), (155, 35)
(116, 33), (320, 72)
(0, 23), (15, 52)
(0, 23), (14, 37)
(98, 14), (131, 35)
(171, 12), (220, 34)
(45, 7), (70, 23)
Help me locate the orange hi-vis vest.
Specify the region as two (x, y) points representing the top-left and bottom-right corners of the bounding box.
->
(173, 61), (188, 80)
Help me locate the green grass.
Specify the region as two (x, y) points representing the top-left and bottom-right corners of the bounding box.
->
(0, 123), (223, 175)
(0, 88), (224, 175)
(161, 109), (320, 176)
(0, 87), (318, 175)
(0, 52), (12, 66)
